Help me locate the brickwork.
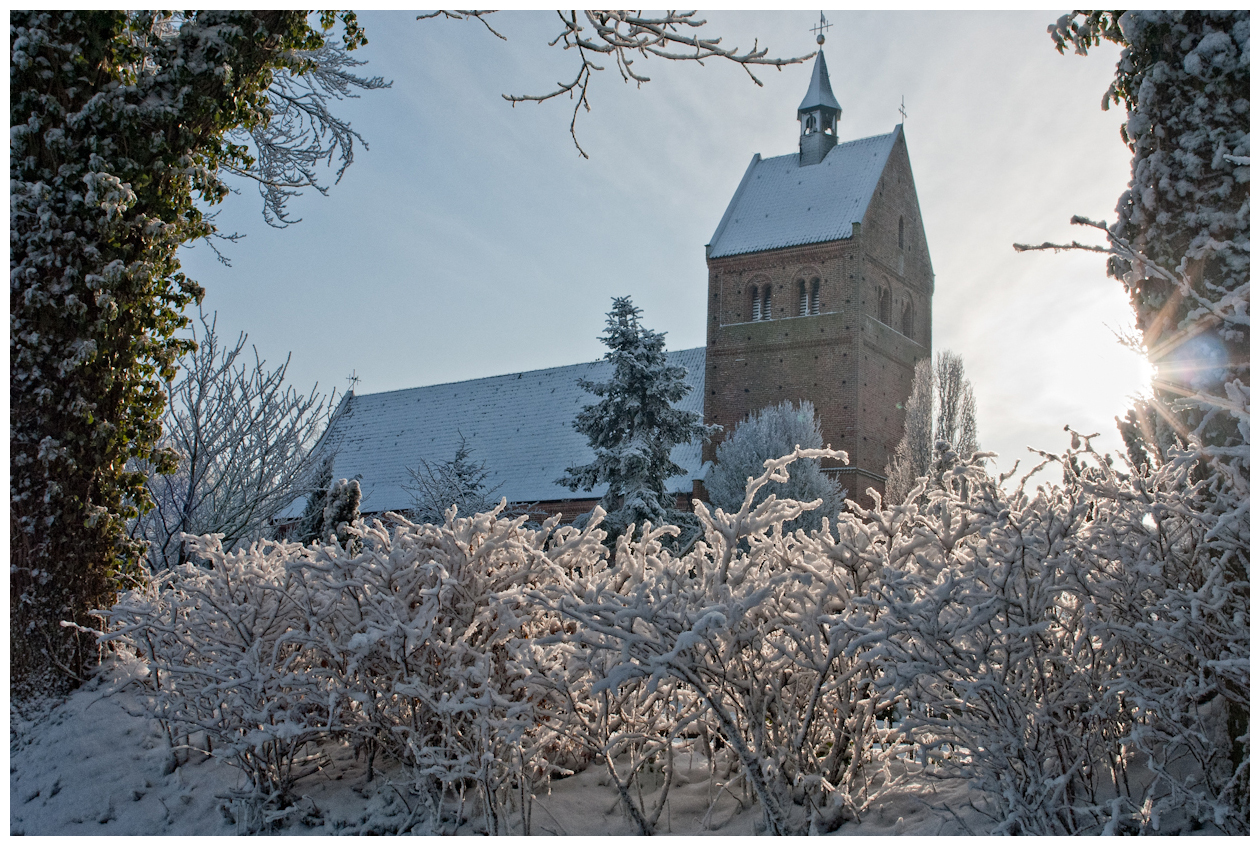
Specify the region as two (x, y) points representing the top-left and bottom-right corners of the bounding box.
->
(703, 130), (932, 505)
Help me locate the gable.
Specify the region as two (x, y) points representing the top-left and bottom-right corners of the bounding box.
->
(707, 128), (900, 260)
(292, 348), (707, 517)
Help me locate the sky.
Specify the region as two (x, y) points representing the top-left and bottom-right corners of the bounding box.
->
(178, 10), (1151, 484)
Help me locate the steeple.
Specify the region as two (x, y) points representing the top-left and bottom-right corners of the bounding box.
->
(798, 50), (841, 167)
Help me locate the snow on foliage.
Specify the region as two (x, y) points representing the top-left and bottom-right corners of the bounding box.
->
(704, 400), (844, 533)
(559, 296), (714, 545)
(92, 428), (1247, 834)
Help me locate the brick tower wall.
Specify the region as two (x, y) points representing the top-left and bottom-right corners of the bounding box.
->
(703, 131), (933, 505)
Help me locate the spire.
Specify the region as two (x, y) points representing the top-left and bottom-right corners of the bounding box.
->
(798, 51), (841, 114)
(797, 50), (841, 166)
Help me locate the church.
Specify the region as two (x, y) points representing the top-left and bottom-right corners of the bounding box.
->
(303, 50), (933, 521)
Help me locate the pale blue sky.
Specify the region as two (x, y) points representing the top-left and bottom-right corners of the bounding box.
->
(178, 10), (1149, 481)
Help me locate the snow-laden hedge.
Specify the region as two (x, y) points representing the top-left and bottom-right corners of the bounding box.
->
(96, 441), (1248, 834)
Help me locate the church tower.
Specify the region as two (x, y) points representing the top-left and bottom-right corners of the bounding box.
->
(702, 50), (934, 502)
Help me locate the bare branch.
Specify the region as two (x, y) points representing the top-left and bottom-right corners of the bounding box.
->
(417, 9), (507, 40)
(489, 10), (814, 157)
(228, 44), (391, 227)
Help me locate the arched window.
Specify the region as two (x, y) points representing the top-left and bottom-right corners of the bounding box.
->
(762, 287), (773, 320)
(901, 300), (915, 339)
(804, 114), (816, 135)
(798, 280), (808, 316)
(750, 285), (761, 321)
(878, 287), (891, 325)
(898, 216), (905, 250)
(810, 278), (821, 315)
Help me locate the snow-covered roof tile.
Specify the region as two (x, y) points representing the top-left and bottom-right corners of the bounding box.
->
(707, 128), (899, 259)
(297, 348), (707, 516)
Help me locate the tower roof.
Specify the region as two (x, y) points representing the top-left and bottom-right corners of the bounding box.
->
(707, 127), (901, 259)
(798, 50), (841, 113)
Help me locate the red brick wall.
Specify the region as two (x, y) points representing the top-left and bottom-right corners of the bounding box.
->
(703, 130), (933, 507)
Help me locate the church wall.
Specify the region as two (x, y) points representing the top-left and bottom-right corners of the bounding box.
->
(849, 132), (934, 494)
(702, 129), (934, 508)
(703, 240), (861, 477)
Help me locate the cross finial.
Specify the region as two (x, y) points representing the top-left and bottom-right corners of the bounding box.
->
(811, 11), (831, 46)
(899, 95), (907, 123)
(346, 369), (360, 393)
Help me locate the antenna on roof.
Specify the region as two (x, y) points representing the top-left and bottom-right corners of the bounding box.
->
(899, 95), (907, 123)
(346, 369), (360, 393)
(811, 11), (831, 46)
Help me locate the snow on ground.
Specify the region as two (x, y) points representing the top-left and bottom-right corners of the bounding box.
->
(10, 659), (999, 836)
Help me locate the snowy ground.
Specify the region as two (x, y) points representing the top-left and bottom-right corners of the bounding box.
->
(9, 660), (999, 836)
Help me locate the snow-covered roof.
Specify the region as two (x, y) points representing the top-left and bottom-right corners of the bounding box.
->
(798, 51), (841, 113)
(707, 127), (900, 260)
(294, 348), (707, 516)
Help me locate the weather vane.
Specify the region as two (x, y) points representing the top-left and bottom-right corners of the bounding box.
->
(347, 369), (360, 393)
(899, 95), (907, 123)
(811, 11), (831, 46)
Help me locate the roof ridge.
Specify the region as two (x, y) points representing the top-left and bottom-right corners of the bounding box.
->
(356, 346), (706, 398)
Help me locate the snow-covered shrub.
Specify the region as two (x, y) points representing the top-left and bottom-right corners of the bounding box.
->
(1053, 432), (1248, 833)
(533, 448), (904, 835)
(863, 432), (1247, 834)
(284, 503), (601, 834)
(99, 534), (336, 825)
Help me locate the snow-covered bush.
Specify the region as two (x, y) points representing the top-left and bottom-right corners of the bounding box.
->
(97, 422), (1246, 834)
(99, 534), (336, 826)
(861, 432), (1247, 834)
(284, 504), (601, 834)
(533, 448), (903, 834)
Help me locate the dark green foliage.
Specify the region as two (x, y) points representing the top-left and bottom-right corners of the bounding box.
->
(9, 11), (365, 692)
(295, 456), (335, 545)
(559, 297), (714, 543)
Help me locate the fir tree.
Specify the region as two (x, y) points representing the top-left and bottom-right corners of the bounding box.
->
(404, 435), (505, 525)
(559, 297), (714, 542)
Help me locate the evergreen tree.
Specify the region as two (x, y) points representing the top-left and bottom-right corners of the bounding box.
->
(404, 435), (505, 525)
(559, 297), (714, 543)
(322, 478), (361, 548)
(295, 456), (335, 545)
(705, 401), (844, 533)
(884, 351), (979, 505)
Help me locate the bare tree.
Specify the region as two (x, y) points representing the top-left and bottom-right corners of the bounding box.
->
(884, 351), (979, 505)
(134, 312), (335, 569)
(422, 10), (813, 157)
